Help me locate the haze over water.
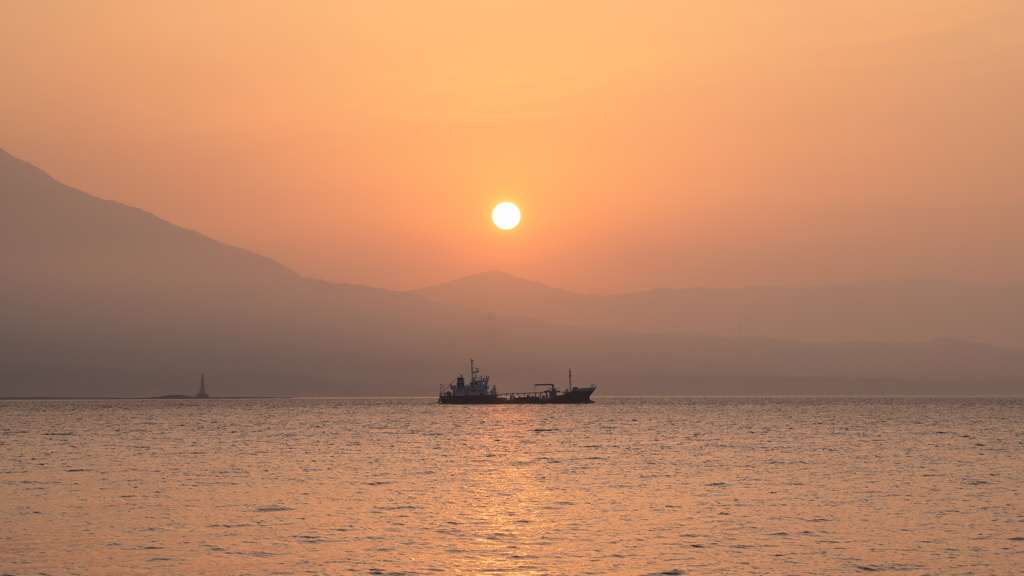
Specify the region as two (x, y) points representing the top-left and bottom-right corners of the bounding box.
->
(4, 397), (1023, 575)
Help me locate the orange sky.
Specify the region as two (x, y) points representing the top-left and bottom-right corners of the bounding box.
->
(2, 1), (1022, 294)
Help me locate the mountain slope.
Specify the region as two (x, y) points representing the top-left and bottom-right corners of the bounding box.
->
(412, 271), (1024, 347)
(2, 147), (1023, 397)
(0, 147), (503, 395)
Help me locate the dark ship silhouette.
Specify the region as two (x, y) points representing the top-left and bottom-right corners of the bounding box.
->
(438, 360), (595, 404)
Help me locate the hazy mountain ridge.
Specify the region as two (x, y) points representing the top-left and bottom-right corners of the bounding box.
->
(412, 271), (1024, 347)
(2, 147), (1023, 397)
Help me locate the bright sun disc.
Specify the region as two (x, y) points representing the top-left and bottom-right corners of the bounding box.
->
(491, 202), (521, 230)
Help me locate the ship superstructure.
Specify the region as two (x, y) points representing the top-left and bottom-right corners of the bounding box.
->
(442, 359), (499, 402)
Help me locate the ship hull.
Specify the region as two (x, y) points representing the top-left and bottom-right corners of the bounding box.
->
(438, 388), (595, 404)
(437, 394), (503, 404)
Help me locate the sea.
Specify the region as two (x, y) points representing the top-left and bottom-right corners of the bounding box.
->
(2, 397), (1023, 575)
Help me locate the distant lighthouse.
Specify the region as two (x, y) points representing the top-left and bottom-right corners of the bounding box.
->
(196, 373), (209, 399)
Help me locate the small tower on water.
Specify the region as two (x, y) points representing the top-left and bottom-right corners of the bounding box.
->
(196, 373), (209, 399)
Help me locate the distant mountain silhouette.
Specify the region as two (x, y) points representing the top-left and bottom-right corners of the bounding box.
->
(413, 271), (1024, 347)
(2, 147), (1023, 397)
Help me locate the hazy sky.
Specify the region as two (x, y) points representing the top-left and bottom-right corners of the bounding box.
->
(2, 1), (1022, 294)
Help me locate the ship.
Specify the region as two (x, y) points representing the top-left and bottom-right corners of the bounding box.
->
(438, 359), (596, 404)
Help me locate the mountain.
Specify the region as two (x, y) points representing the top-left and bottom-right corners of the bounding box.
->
(412, 271), (1024, 347)
(0, 146), (527, 396)
(2, 147), (1023, 397)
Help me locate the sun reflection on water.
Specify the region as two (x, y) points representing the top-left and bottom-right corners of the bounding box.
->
(436, 406), (563, 575)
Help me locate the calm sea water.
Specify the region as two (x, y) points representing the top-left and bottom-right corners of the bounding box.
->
(2, 397), (1023, 575)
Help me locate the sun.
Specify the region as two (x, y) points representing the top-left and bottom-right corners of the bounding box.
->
(491, 202), (521, 230)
